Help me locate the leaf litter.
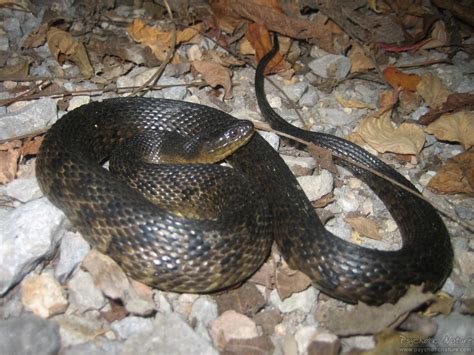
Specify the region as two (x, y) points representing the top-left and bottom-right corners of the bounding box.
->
(0, 0), (473, 354)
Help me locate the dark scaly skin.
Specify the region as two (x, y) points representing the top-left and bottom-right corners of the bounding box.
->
(250, 34), (453, 304)
(36, 35), (453, 305)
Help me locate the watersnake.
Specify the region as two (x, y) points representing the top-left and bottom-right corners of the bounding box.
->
(36, 34), (453, 305)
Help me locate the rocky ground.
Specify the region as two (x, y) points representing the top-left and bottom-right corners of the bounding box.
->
(0, 1), (473, 354)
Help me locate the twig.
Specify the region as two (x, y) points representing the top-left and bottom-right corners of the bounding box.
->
(0, 82), (207, 106)
(251, 119), (474, 233)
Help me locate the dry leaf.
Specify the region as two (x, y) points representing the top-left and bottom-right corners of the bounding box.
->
(420, 20), (449, 50)
(316, 285), (434, 336)
(419, 92), (474, 125)
(424, 292), (453, 316)
(416, 73), (450, 109)
(425, 111), (474, 149)
(336, 95), (373, 109)
(209, 0), (332, 51)
(349, 43), (374, 73)
(383, 66), (421, 92)
(47, 27), (93, 78)
(127, 19), (200, 62)
(427, 150), (474, 195)
(345, 215), (382, 240)
(0, 140), (21, 184)
(0, 58), (29, 79)
(22, 22), (48, 48)
(245, 23), (292, 77)
(0, 0), (35, 12)
(192, 61), (233, 99)
(357, 110), (425, 155)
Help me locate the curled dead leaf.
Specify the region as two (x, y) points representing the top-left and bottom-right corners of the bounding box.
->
(349, 43), (374, 73)
(0, 58), (29, 79)
(316, 285), (434, 336)
(345, 215), (381, 240)
(427, 150), (474, 195)
(47, 27), (93, 78)
(192, 61), (233, 99)
(127, 19), (200, 63)
(416, 73), (450, 109)
(245, 23), (292, 77)
(357, 110), (425, 155)
(425, 111), (474, 149)
(0, 140), (21, 184)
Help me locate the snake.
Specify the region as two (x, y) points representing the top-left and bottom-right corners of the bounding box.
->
(36, 34), (453, 305)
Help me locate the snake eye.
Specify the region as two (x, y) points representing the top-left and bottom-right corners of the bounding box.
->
(226, 127), (240, 141)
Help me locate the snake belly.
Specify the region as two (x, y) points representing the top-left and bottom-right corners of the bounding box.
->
(36, 40), (453, 306)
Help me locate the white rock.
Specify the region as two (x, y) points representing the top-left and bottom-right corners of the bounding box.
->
(0, 98), (57, 140)
(122, 312), (217, 355)
(0, 198), (65, 295)
(55, 231), (90, 283)
(4, 177), (42, 203)
(258, 131), (280, 151)
(111, 316), (154, 340)
(68, 269), (106, 312)
(308, 54), (351, 80)
(294, 325), (318, 353)
(68, 96), (90, 111)
(269, 288), (317, 313)
(210, 310), (258, 347)
(297, 170), (333, 201)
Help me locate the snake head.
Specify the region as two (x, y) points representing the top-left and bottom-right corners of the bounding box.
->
(188, 120), (254, 163)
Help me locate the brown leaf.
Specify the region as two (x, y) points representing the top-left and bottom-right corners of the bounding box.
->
(348, 43), (374, 73)
(0, 58), (29, 79)
(420, 20), (450, 50)
(213, 283), (266, 317)
(356, 110), (426, 155)
(0, 140), (21, 184)
(47, 27), (93, 78)
(383, 66), (421, 92)
(419, 92), (474, 125)
(223, 335), (274, 355)
(275, 266), (312, 301)
(424, 292), (453, 316)
(416, 73), (450, 109)
(245, 23), (292, 76)
(345, 215), (382, 240)
(127, 19), (200, 62)
(209, 0), (332, 51)
(22, 22), (48, 48)
(316, 285), (434, 336)
(425, 111), (474, 149)
(192, 60), (233, 99)
(427, 150), (474, 195)
(307, 144), (337, 175)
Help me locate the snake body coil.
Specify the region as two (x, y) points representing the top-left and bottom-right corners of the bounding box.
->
(36, 36), (453, 305)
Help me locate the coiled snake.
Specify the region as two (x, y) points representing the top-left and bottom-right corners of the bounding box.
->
(36, 35), (453, 305)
